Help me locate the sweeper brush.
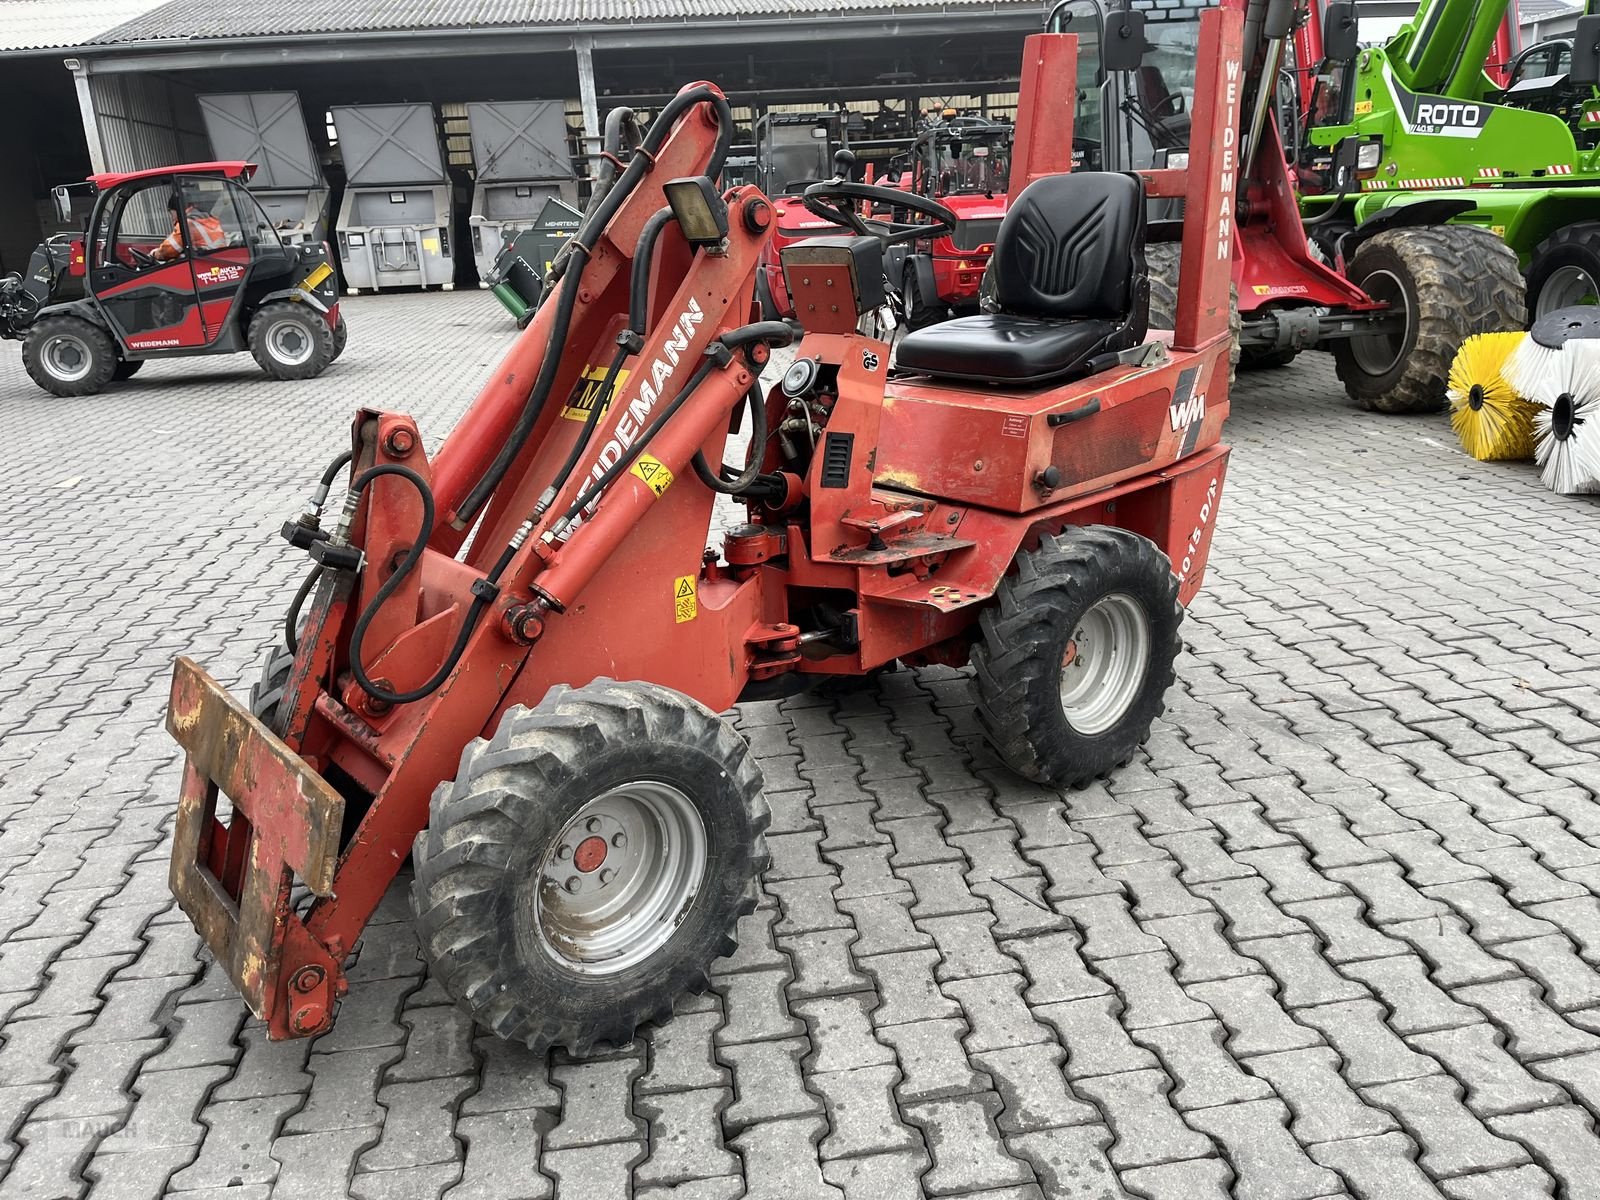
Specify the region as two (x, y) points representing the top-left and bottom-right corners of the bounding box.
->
(1503, 308), (1600, 494)
(1447, 332), (1538, 461)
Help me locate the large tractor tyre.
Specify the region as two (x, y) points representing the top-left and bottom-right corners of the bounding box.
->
(330, 314), (350, 362)
(411, 678), (769, 1053)
(1525, 222), (1600, 321)
(1333, 226), (1524, 414)
(902, 266), (944, 331)
(22, 316), (117, 397)
(755, 271), (780, 322)
(248, 301), (337, 381)
(1241, 346), (1298, 370)
(112, 359), (144, 381)
(970, 527), (1183, 789)
(1145, 241), (1242, 381)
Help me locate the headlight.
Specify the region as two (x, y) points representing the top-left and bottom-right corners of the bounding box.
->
(1165, 151), (1190, 170)
(1357, 141), (1382, 170)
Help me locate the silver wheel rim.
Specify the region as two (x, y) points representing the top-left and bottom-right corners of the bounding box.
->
(268, 319), (315, 366)
(1538, 265), (1600, 318)
(1349, 267), (1414, 377)
(534, 781), (707, 976)
(43, 333), (93, 383)
(1059, 593), (1151, 736)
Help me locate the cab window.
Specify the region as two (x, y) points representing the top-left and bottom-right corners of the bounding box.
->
(98, 181), (178, 268)
(229, 182), (287, 255)
(177, 178), (245, 256)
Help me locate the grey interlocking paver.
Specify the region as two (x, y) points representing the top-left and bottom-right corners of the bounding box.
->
(1293, 998), (1440, 1087)
(1307, 1131), (1443, 1200)
(1438, 1164), (1557, 1200)
(729, 1117), (841, 1200)
(1119, 1156), (1233, 1200)
(1184, 1098), (1341, 1200)
(170, 1093), (303, 1189)
(971, 1043), (1099, 1133)
(1247, 1047), (1398, 1143)
(811, 1066), (920, 1158)
(1362, 1074), (1529, 1178)
(942, 973), (1052, 1053)
(1453, 976), (1600, 1061)
(1004, 1125), (1121, 1198)
(1036, 995), (1159, 1079)
(270, 1126), (384, 1200)
(780, 928), (870, 998)
(878, 1018), (991, 1103)
(634, 1088), (737, 1185)
(1131, 1020), (1273, 1111)
(718, 1038), (822, 1129)
(1486, 1105), (1600, 1198)
(859, 950), (961, 1027)
(1338, 956), (1481, 1036)
(792, 994), (894, 1073)
(820, 1148), (931, 1200)
(1004, 930), (1108, 1004)
(903, 1093), (1034, 1195)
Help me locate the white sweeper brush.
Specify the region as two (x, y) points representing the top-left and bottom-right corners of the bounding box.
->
(1505, 307), (1600, 494)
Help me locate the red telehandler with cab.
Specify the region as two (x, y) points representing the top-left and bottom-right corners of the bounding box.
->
(3, 161), (345, 398)
(163, 9), (1243, 1051)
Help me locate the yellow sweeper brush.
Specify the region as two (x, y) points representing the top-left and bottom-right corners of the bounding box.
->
(1447, 332), (1538, 461)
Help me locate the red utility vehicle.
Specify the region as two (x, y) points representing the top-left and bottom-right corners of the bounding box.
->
(163, 9), (1242, 1051)
(6, 162), (344, 398)
(897, 117), (1014, 328)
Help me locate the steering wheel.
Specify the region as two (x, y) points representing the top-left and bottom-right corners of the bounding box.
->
(127, 246), (157, 268)
(800, 180), (960, 247)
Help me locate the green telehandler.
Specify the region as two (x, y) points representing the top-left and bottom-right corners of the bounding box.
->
(1297, 0), (1600, 319)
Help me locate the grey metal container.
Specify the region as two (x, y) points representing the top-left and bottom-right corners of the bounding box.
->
(331, 103), (455, 292)
(199, 92), (330, 246)
(466, 101), (578, 283)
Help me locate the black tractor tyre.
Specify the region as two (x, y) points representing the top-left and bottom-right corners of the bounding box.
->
(902, 266), (944, 331)
(411, 678), (769, 1053)
(248, 644), (298, 735)
(248, 301), (337, 381)
(755, 270), (780, 322)
(1145, 241), (1242, 381)
(1525, 221), (1600, 322)
(330, 314), (349, 362)
(112, 359), (144, 381)
(22, 315), (117, 397)
(1333, 225), (1524, 414)
(970, 527), (1183, 789)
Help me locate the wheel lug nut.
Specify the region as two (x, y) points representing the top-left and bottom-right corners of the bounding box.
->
(586, 818), (602, 833)
(612, 833), (626, 848)
(599, 868), (614, 884)
(565, 876), (581, 893)
(557, 844), (572, 860)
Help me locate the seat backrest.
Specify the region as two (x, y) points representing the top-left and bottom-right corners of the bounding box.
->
(990, 172), (1146, 322)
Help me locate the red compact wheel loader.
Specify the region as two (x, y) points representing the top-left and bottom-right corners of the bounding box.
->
(164, 7), (1243, 1051)
(3, 162), (344, 398)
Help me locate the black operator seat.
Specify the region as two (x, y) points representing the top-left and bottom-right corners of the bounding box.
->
(894, 172), (1150, 386)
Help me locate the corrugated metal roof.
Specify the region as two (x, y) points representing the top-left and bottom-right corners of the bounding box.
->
(1517, 0), (1579, 21)
(0, 0), (169, 51)
(90, 0), (1026, 43)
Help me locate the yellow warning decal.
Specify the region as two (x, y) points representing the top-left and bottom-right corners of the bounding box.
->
(1354, 100), (1373, 115)
(674, 575), (698, 623)
(562, 363), (630, 421)
(298, 261), (333, 290)
(631, 453), (673, 497)
(1491, 225), (1506, 237)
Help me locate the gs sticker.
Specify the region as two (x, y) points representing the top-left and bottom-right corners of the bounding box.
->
(862, 350), (881, 372)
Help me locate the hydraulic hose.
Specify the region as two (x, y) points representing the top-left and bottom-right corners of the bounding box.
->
(284, 565), (322, 655)
(455, 86), (735, 526)
(631, 208), (675, 332)
(345, 464), (492, 707)
(691, 382), (769, 494)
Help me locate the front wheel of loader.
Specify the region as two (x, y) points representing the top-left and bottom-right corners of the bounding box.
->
(411, 678), (769, 1053)
(1333, 225), (1524, 414)
(248, 301), (336, 381)
(330, 313), (349, 362)
(971, 527), (1182, 789)
(22, 315), (117, 397)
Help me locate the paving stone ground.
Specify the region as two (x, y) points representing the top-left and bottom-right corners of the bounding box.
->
(2, 289), (1600, 1199)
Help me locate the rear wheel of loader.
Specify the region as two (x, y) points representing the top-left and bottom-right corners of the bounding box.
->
(1145, 242), (1241, 380)
(330, 314), (349, 362)
(22, 315), (117, 397)
(248, 645), (297, 735)
(1526, 222), (1600, 321)
(1333, 226), (1524, 414)
(411, 678), (769, 1053)
(249, 301), (337, 381)
(971, 527), (1182, 789)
